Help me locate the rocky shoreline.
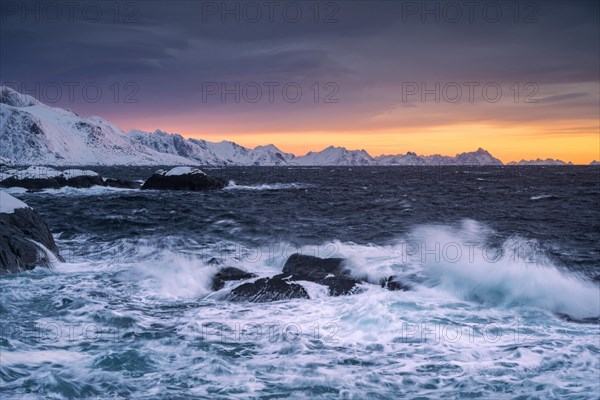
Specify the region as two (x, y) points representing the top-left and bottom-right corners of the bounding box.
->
(1, 166), (413, 302)
(0, 191), (62, 273)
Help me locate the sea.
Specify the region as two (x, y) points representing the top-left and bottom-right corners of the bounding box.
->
(1, 166), (599, 399)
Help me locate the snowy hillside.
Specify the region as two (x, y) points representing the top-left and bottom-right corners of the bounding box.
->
(0, 87), (195, 166)
(129, 130), (296, 166)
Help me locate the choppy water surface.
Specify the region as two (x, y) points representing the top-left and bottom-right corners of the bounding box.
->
(1, 166), (599, 399)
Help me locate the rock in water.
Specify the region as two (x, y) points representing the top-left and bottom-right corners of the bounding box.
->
(59, 169), (104, 188)
(228, 276), (309, 302)
(103, 178), (141, 189)
(141, 167), (226, 191)
(0, 191), (62, 273)
(381, 276), (411, 291)
(0, 167), (104, 189)
(282, 253), (360, 296)
(211, 267), (256, 290)
(227, 254), (361, 302)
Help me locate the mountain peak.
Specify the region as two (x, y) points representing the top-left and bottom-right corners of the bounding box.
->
(254, 144), (281, 153)
(0, 86), (39, 107)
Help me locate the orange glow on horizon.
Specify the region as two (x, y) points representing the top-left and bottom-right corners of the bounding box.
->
(120, 120), (599, 164)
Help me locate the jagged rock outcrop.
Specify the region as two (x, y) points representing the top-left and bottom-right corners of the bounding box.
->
(211, 267), (256, 291)
(0, 167), (138, 190)
(227, 254), (362, 302)
(141, 167), (227, 191)
(0, 191), (62, 273)
(381, 276), (411, 291)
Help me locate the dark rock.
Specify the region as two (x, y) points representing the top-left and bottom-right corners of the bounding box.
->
(282, 253), (361, 296)
(0, 177), (62, 190)
(103, 178), (141, 189)
(141, 168), (226, 191)
(381, 276), (411, 291)
(58, 175), (104, 188)
(0, 168), (105, 189)
(0, 207), (62, 273)
(211, 267), (256, 290)
(206, 257), (221, 266)
(227, 254), (361, 302)
(228, 275), (309, 302)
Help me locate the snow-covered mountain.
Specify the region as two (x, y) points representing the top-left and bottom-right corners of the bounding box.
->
(507, 158), (573, 166)
(0, 87), (194, 166)
(373, 148), (502, 166)
(453, 148), (503, 166)
(129, 130), (295, 166)
(291, 146), (373, 166)
(0, 86), (577, 167)
(0, 156), (11, 166)
(375, 152), (425, 165)
(129, 129), (224, 165)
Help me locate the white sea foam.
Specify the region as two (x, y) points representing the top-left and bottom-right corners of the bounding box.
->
(297, 220), (600, 319)
(225, 181), (313, 191)
(530, 194), (559, 200)
(3, 221), (598, 399)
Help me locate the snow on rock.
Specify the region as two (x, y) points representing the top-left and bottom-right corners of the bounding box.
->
(0, 167), (98, 182)
(0, 189), (62, 273)
(163, 166), (206, 176)
(61, 169), (100, 179)
(2, 166), (63, 180)
(142, 168), (226, 191)
(0, 191), (30, 214)
(0, 167), (128, 189)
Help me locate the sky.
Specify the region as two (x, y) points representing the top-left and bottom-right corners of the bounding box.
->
(1, 0), (599, 163)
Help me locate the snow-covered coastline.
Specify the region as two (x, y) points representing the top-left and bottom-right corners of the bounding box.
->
(0, 86), (590, 166)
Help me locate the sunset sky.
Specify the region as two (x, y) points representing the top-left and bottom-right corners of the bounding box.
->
(1, 1), (598, 163)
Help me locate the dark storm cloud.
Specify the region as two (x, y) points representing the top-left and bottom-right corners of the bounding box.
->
(0, 0), (598, 127)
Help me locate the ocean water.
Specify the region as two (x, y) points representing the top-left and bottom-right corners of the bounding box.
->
(1, 166), (599, 399)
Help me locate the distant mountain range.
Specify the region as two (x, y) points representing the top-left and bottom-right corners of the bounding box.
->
(507, 158), (574, 166)
(0, 87), (595, 166)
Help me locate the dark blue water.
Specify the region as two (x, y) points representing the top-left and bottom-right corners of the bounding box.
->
(1, 166), (599, 399)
